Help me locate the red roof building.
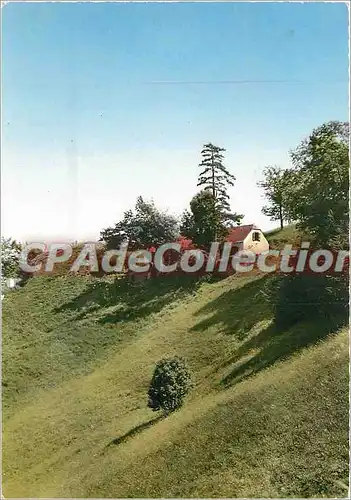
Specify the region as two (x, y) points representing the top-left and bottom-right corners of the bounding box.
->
(226, 224), (257, 243)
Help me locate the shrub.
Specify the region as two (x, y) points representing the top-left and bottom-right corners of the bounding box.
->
(1, 237), (22, 291)
(148, 357), (193, 413)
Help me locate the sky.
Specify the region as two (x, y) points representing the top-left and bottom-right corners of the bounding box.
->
(2, 1), (349, 243)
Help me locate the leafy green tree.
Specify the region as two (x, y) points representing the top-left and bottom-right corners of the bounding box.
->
(148, 357), (193, 414)
(181, 189), (243, 249)
(100, 196), (179, 250)
(263, 122), (349, 335)
(180, 190), (223, 249)
(285, 121), (349, 246)
(258, 166), (291, 230)
(1, 237), (22, 290)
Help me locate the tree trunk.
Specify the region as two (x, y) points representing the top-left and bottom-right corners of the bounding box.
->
(210, 151), (216, 197)
(211, 151), (217, 241)
(279, 204), (284, 230)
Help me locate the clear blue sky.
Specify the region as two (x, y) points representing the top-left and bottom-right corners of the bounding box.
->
(2, 1), (349, 242)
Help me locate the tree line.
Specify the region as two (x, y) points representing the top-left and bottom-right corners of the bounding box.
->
(100, 142), (243, 251)
(259, 121), (349, 332)
(101, 120), (349, 252)
(259, 120), (349, 248)
(1, 120), (349, 284)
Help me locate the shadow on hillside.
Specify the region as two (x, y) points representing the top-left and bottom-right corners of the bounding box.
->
(221, 316), (346, 388)
(190, 274), (273, 340)
(106, 413), (167, 448)
(189, 273), (347, 387)
(55, 274), (220, 325)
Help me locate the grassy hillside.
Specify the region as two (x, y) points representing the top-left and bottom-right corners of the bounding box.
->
(2, 231), (349, 498)
(265, 224), (303, 248)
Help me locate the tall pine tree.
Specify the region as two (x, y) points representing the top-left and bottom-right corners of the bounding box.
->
(197, 143), (235, 212)
(197, 143), (242, 238)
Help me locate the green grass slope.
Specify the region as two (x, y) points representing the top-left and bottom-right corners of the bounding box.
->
(2, 250), (349, 498)
(265, 224), (302, 248)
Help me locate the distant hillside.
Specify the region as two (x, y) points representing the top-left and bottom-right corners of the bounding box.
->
(2, 233), (349, 497)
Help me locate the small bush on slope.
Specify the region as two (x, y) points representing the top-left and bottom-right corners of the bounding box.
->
(148, 357), (193, 413)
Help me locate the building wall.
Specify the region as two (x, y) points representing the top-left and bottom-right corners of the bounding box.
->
(229, 242), (243, 255)
(242, 230), (269, 254)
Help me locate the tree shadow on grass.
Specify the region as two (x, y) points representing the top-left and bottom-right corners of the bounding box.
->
(221, 315), (346, 388)
(106, 413), (167, 448)
(190, 274), (274, 340)
(188, 272), (347, 388)
(55, 274), (220, 325)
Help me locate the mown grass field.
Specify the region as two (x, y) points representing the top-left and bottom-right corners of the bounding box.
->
(2, 229), (349, 498)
